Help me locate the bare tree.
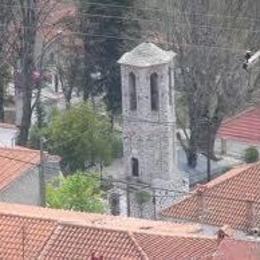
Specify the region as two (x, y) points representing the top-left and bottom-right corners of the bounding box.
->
(9, 0), (63, 145)
(55, 36), (83, 109)
(129, 0), (260, 168)
(162, 0), (260, 168)
(0, 0), (15, 122)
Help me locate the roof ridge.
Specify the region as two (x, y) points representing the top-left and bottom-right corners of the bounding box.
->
(3, 146), (40, 153)
(205, 163), (259, 190)
(127, 231), (149, 260)
(0, 211), (56, 224)
(221, 106), (260, 126)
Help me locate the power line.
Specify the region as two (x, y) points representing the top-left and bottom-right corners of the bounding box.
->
(4, 10), (260, 36)
(1, 2), (260, 37)
(0, 150), (258, 206)
(72, 13), (260, 34)
(3, 23), (252, 53)
(1, 1), (260, 23)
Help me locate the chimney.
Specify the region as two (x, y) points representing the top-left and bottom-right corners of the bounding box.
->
(217, 225), (233, 245)
(196, 184), (207, 223)
(0, 123), (19, 148)
(246, 200), (257, 231)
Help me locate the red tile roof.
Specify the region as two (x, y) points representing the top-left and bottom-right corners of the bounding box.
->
(0, 203), (258, 259)
(161, 164), (260, 231)
(134, 233), (217, 259)
(40, 225), (146, 259)
(218, 106), (260, 144)
(0, 147), (40, 191)
(0, 214), (56, 259)
(0, 203), (220, 259)
(213, 238), (260, 260)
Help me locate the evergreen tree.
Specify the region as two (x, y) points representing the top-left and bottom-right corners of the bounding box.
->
(78, 0), (141, 118)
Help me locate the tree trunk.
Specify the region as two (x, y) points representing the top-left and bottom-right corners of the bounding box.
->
(177, 131), (198, 168)
(187, 133), (198, 168)
(17, 0), (37, 145)
(17, 71), (33, 145)
(0, 78), (4, 122)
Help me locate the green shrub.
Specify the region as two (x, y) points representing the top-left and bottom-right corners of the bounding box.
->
(135, 191), (151, 205)
(244, 147), (259, 163)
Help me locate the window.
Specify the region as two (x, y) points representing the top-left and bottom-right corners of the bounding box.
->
(110, 193), (120, 216)
(54, 74), (59, 93)
(168, 67), (173, 106)
(131, 157), (139, 177)
(150, 73), (159, 111)
(129, 72), (137, 111)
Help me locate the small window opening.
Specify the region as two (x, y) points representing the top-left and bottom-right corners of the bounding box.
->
(168, 67), (173, 106)
(54, 74), (59, 93)
(131, 157), (139, 177)
(110, 193), (120, 216)
(129, 72), (137, 111)
(150, 73), (159, 111)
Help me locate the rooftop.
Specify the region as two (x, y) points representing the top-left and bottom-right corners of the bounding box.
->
(161, 163), (260, 231)
(118, 42), (176, 67)
(213, 238), (260, 260)
(0, 203), (225, 259)
(218, 106), (260, 144)
(0, 147), (40, 191)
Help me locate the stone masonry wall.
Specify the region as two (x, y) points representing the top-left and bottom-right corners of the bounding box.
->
(120, 60), (185, 218)
(121, 63), (180, 185)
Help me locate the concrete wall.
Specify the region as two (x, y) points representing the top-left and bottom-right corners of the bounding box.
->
(0, 167), (41, 206)
(215, 138), (260, 159)
(0, 128), (17, 148)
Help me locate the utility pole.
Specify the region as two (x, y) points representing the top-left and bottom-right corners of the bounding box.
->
(126, 183), (131, 217)
(39, 138), (46, 207)
(207, 119), (211, 182)
(152, 189), (157, 220)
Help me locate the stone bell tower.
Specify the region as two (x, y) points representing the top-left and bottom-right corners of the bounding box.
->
(118, 43), (185, 217)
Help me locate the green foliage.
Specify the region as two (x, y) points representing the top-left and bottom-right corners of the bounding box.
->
(111, 131), (123, 159)
(44, 103), (121, 172)
(135, 191), (151, 206)
(244, 147), (259, 163)
(47, 172), (105, 213)
(78, 0), (141, 115)
(28, 125), (42, 149)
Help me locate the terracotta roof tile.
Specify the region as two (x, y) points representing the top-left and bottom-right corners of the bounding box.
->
(0, 214), (56, 259)
(134, 233), (218, 260)
(40, 224), (146, 259)
(0, 203), (215, 259)
(0, 203), (258, 259)
(213, 238), (260, 260)
(0, 147), (40, 190)
(218, 106), (260, 144)
(162, 164), (260, 231)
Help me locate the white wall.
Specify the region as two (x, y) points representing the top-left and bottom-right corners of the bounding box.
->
(0, 167), (41, 206)
(215, 138), (260, 159)
(0, 128), (17, 148)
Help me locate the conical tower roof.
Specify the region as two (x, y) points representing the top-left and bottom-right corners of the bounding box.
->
(118, 42), (176, 67)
